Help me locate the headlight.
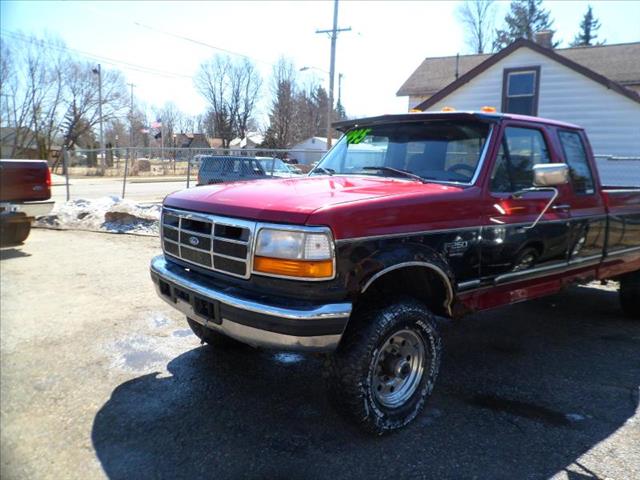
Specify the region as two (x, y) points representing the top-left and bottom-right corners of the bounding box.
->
(254, 228), (334, 279)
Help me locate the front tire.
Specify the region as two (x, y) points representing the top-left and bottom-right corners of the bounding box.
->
(620, 272), (640, 319)
(186, 317), (246, 349)
(326, 298), (441, 435)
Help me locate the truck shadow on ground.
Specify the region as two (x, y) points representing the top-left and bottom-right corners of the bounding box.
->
(92, 285), (640, 480)
(0, 247), (31, 260)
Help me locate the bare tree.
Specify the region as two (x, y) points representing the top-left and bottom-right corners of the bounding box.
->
(0, 38), (31, 157)
(194, 55), (262, 147)
(27, 35), (66, 159)
(456, 0), (496, 54)
(0, 35), (63, 159)
(60, 60), (128, 150)
(153, 101), (184, 147)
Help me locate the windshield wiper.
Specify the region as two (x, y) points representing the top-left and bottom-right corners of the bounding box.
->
(311, 167), (335, 176)
(362, 166), (427, 183)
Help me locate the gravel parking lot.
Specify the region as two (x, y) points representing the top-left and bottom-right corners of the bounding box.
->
(1, 229), (639, 480)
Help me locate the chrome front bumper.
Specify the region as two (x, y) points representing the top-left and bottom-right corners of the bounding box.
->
(150, 255), (352, 352)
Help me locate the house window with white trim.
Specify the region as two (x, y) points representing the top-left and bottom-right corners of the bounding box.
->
(502, 67), (540, 116)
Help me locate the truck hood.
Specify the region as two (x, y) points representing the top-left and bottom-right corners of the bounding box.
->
(164, 175), (463, 224)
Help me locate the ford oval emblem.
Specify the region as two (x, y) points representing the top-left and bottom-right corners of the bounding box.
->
(188, 236), (200, 246)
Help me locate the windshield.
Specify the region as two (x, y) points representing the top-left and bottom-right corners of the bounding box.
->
(312, 121), (491, 183)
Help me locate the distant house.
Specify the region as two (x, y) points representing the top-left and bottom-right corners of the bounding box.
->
(174, 133), (211, 149)
(208, 137), (224, 149)
(0, 127), (61, 161)
(290, 137), (328, 165)
(229, 132), (264, 151)
(397, 34), (640, 157)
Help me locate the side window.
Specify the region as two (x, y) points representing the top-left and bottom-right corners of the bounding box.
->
(558, 130), (595, 194)
(490, 127), (550, 192)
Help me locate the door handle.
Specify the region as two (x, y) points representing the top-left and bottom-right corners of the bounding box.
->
(552, 204), (571, 211)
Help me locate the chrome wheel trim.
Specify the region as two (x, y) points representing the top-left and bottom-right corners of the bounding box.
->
(370, 329), (426, 409)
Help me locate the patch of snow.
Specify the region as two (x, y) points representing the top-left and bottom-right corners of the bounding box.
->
(34, 196), (160, 235)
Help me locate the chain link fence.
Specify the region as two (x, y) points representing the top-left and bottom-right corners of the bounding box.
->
(51, 146), (327, 202)
(46, 149), (638, 203)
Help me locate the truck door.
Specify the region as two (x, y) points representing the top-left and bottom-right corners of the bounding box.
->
(480, 125), (572, 284)
(556, 129), (607, 273)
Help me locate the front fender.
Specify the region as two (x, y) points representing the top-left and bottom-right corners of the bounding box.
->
(336, 238), (456, 300)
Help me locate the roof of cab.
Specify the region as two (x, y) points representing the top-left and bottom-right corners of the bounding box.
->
(332, 111), (582, 131)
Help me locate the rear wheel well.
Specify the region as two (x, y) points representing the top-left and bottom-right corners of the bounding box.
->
(357, 266), (451, 317)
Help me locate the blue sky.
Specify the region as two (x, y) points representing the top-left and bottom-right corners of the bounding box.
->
(2, 0), (639, 123)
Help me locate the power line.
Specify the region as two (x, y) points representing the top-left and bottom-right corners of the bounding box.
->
(132, 21), (329, 74)
(0, 30), (193, 80)
(133, 21), (275, 67)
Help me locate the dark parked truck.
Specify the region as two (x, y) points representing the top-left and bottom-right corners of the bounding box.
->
(150, 111), (640, 434)
(0, 159), (53, 246)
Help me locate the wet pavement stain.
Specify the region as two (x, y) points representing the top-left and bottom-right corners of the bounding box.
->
(172, 329), (193, 338)
(489, 342), (524, 355)
(599, 334), (640, 344)
(272, 352), (305, 365)
(467, 394), (573, 427)
(123, 350), (168, 370)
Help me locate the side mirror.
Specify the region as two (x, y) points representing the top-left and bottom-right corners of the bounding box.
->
(533, 163), (570, 187)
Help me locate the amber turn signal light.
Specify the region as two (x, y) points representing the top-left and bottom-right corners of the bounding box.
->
(254, 256), (334, 279)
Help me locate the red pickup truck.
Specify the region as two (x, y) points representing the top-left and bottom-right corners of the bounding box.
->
(150, 111), (640, 434)
(0, 159), (53, 246)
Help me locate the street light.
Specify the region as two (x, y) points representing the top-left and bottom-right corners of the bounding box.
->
(299, 66), (329, 74)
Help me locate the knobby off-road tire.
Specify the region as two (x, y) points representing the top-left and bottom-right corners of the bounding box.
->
(187, 317), (246, 349)
(619, 272), (640, 319)
(326, 297), (442, 435)
(0, 215), (31, 247)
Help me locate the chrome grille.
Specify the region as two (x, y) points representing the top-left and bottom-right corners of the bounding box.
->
(161, 208), (255, 279)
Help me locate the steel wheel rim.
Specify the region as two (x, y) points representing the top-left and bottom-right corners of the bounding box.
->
(514, 253), (535, 271)
(371, 329), (426, 409)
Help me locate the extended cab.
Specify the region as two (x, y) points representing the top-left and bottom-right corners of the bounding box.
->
(0, 159), (53, 246)
(150, 112), (640, 434)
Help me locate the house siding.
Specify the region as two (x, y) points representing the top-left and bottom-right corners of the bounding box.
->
(408, 95), (432, 110)
(425, 47), (640, 157)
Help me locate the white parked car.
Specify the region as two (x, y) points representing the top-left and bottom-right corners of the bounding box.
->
(257, 157), (303, 178)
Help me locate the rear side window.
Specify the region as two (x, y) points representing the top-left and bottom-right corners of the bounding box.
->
(558, 130), (595, 194)
(490, 127), (550, 192)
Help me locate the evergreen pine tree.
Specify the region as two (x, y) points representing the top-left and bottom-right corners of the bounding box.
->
(493, 0), (556, 51)
(570, 5), (603, 47)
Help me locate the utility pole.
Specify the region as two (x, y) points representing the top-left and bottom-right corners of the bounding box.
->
(337, 73), (344, 118)
(127, 83), (135, 148)
(124, 83), (135, 199)
(316, 0), (351, 150)
(92, 64), (105, 174)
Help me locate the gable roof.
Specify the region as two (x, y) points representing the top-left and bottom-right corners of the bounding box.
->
(398, 41), (640, 97)
(406, 39), (640, 111)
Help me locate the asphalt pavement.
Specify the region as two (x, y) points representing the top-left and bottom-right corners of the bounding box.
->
(51, 177), (190, 203)
(1, 229), (639, 480)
